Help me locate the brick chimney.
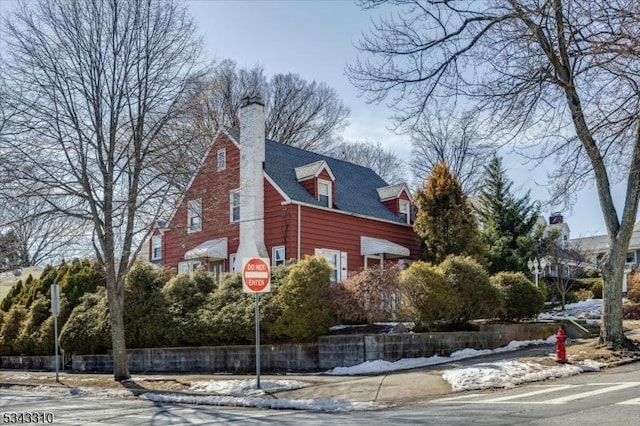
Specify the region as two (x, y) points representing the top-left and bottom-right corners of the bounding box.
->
(235, 96), (268, 261)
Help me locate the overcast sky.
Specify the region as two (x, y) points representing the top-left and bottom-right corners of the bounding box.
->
(1, 0), (636, 237)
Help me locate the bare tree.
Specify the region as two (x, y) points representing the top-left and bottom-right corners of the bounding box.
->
(349, 0), (640, 349)
(0, 194), (88, 268)
(266, 73), (350, 152)
(410, 112), (495, 194)
(1, 0), (205, 379)
(188, 61), (350, 154)
(544, 237), (589, 311)
(331, 140), (408, 184)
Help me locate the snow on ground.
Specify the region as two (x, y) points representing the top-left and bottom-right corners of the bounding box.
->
(188, 378), (309, 395)
(442, 360), (605, 392)
(538, 298), (602, 319)
(140, 392), (380, 412)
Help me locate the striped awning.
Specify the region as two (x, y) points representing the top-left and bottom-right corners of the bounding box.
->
(184, 238), (228, 260)
(360, 236), (410, 258)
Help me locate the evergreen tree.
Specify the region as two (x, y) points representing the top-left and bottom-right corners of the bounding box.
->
(477, 156), (539, 274)
(413, 161), (484, 264)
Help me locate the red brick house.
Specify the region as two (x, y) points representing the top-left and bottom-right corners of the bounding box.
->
(149, 96), (420, 282)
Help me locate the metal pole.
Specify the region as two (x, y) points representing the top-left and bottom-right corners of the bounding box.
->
(535, 270), (539, 288)
(54, 314), (59, 382)
(255, 293), (261, 389)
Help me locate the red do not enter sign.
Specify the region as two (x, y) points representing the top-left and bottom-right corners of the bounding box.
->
(242, 257), (271, 293)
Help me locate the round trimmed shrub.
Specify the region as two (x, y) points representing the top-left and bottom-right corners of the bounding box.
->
(266, 255), (336, 342)
(440, 255), (502, 323)
(491, 272), (545, 321)
(399, 261), (459, 327)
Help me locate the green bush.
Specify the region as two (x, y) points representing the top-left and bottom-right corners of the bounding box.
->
(266, 256), (336, 342)
(399, 261), (459, 328)
(440, 255), (502, 323)
(203, 273), (255, 345)
(491, 272), (545, 321)
(59, 287), (111, 354)
(162, 270), (217, 346)
(124, 262), (171, 348)
(589, 279), (603, 299)
(15, 295), (54, 355)
(332, 266), (402, 324)
(0, 305), (28, 355)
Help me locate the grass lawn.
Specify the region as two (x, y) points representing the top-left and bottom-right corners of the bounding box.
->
(0, 267), (44, 302)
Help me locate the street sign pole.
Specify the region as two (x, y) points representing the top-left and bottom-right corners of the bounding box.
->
(242, 257), (271, 390)
(51, 284), (60, 382)
(254, 293), (261, 389)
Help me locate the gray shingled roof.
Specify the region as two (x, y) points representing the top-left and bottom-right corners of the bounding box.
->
(264, 139), (405, 223)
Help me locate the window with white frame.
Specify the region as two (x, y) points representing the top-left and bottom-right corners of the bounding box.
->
(151, 235), (162, 260)
(187, 199), (202, 232)
(627, 251), (637, 264)
(399, 200), (410, 224)
(272, 246), (286, 267)
(217, 148), (226, 171)
(230, 190), (240, 222)
(318, 179), (331, 207)
(315, 248), (346, 283)
(178, 260), (201, 274)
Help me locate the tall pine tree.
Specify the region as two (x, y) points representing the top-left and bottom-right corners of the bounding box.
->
(476, 156), (539, 274)
(413, 162), (484, 264)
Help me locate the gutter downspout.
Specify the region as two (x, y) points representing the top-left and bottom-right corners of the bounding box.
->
(297, 204), (301, 261)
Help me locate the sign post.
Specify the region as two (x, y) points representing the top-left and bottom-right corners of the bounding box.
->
(242, 257), (270, 389)
(50, 284), (60, 382)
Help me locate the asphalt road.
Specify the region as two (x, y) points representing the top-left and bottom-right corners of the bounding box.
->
(1, 363), (639, 425)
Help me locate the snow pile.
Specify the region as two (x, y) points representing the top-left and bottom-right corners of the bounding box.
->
(189, 379), (309, 396)
(140, 392), (380, 412)
(442, 359), (605, 392)
(539, 299), (602, 319)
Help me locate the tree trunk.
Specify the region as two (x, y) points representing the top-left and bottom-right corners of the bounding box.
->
(599, 255), (626, 348)
(104, 260), (130, 381)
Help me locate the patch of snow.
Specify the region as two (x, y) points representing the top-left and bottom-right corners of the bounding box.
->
(442, 359), (604, 392)
(188, 379), (309, 396)
(539, 299), (602, 320)
(140, 392), (381, 412)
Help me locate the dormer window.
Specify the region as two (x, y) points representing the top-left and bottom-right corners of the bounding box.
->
(399, 200), (410, 224)
(318, 179), (331, 207)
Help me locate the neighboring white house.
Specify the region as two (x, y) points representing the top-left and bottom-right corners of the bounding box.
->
(571, 221), (640, 269)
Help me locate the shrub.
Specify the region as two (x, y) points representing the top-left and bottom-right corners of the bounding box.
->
(204, 273), (255, 345)
(162, 270), (217, 346)
(399, 261), (459, 328)
(440, 255), (502, 323)
(589, 279), (603, 299)
(332, 266), (401, 324)
(623, 302), (640, 319)
(15, 295), (54, 355)
(491, 272), (545, 321)
(628, 271), (640, 303)
(0, 305), (28, 355)
(59, 287), (111, 354)
(124, 262), (171, 348)
(266, 256), (336, 342)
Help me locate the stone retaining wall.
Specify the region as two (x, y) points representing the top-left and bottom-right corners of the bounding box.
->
(3, 323), (559, 373)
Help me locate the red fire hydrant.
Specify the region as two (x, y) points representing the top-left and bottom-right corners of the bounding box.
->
(555, 327), (567, 364)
